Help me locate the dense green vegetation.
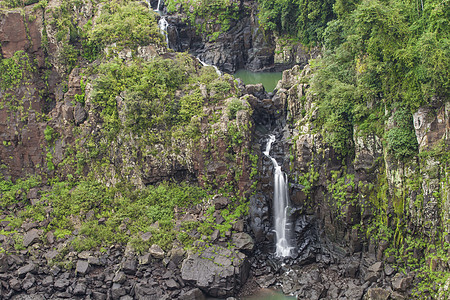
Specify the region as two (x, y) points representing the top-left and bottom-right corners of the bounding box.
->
(295, 0), (450, 159)
(258, 0), (336, 45)
(166, 0), (242, 39)
(88, 1), (163, 50)
(0, 176), (210, 253)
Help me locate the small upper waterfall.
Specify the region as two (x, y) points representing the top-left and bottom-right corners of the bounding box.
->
(197, 58), (222, 76)
(263, 134), (293, 257)
(155, 0), (162, 11)
(158, 17), (169, 45)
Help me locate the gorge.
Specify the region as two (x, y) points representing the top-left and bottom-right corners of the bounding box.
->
(0, 0), (449, 299)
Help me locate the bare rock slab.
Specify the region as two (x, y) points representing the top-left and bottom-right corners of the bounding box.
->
(181, 245), (249, 298)
(364, 287), (390, 300)
(22, 229), (42, 247)
(76, 260), (89, 275)
(17, 263), (36, 278)
(231, 232), (254, 251)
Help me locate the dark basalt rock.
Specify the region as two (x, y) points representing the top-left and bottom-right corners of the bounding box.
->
(181, 246), (249, 298)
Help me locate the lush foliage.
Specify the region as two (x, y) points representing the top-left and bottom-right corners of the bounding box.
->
(92, 56), (189, 132)
(166, 0), (241, 38)
(1, 177), (208, 252)
(0, 175), (41, 207)
(305, 0), (449, 158)
(90, 53), (233, 138)
(258, 0), (336, 45)
(88, 1), (163, 49)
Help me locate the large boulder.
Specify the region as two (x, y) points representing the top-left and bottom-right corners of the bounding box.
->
(181, 246), (249, 297)
(231, 232), (254, 251)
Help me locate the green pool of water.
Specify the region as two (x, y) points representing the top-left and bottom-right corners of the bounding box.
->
(233, 69), (282, 92)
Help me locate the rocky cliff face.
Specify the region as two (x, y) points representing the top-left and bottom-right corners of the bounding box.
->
(164, 0), (317, 73)
(267, 63), (450, 298)
(1, 0), (449, 299)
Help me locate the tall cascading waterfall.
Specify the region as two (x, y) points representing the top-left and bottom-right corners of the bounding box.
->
(263, 134), (293, 257)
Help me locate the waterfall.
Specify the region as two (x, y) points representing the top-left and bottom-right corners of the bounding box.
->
(158, 17), (169, 45)
(197, 58), (221, 76)
(155, 0), (162, 11)
(264, 135), (293, 257)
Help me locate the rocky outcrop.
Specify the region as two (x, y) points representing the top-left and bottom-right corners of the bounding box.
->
(165, 1), (316, 73)
(256, 62), (449, 298)
(181, 246), (249, 297)
(0, 244), (203, 299)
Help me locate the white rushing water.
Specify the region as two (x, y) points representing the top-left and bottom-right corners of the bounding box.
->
(155, 0), (162, 11)
(197, 58), (222, 76)
(158, 17), (169, 45)
(264, 135), (293, 257)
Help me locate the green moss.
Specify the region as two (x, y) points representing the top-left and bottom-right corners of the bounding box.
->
(0, 51), (34, 91)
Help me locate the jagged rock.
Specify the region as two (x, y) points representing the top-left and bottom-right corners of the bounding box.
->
(384, 264), (395, 276)
(41, 275), (53, 287)
(343, 282), (365, 300)
(392, 275), (413, 292)
(368, 262), (383, 273)
(22, 222), (38, 231)
(364, 271), (378, 283)
(78, 251), (91, 259)
(181, 246), (249, 297)
(122, 258), (137, 274)
(54, 278), (70, 291)
(231, 232), (254, 251)
(22, 273), (36, 290)
(56, 292), (72, 298)
(23, 229), (41, 247)
(10, 295), (45, 300)
(0, 253), (8, 272)
(73, 282), (87, 295)
(166, 278), (179, 289)
(74, 103), (87, 125)
(179, 288), (205, 300)
(364, 288), (390, 300)
(17, 263), (36, 278)
(213, 196), (230, 209)
(46, 232), (55, 244)
(390, 292), (406, 300)
(139, 253), (151, 265)
(111, 283), (126, 300)
(113, 272), (126, 284)
(345, 261), (360, 278)
(245, 84), (266, 99)
(232, 219), (244, 232)
(76, 260), (89, 275)
(10, 278), (21, 291)
(44, 250), (59, 261)
(134, 283), (162, 300)
(92, 292), (107, 300)
(140, 232), (152, 241)
(88, 256), (102, 265)
(169, 247), (186, 265)
(149, 244), (165, 259)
